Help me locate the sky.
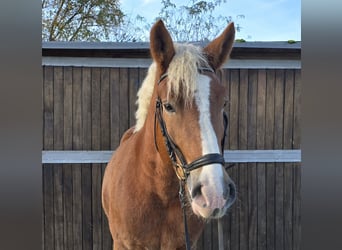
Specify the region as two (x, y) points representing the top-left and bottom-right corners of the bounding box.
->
(120, 0), (301, 41)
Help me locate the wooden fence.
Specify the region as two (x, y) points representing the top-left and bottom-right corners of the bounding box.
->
(42, 42), (301, 250)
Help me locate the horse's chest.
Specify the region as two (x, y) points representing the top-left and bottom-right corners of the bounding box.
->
(122, 196), (188, 248)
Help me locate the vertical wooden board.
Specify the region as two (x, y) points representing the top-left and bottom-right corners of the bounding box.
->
(222, 69), (230, 150)
(43, 164), (55, 250)
(102, 164), (113, 250)
(92, 164), (103, 250)
(43, 66), (55, 249)
(101, 68), (111, 150)
(53, 67), (64, 250)
(82, 67), (93, 250)
(53, 165), (64, 250)
(265, 69), (275, 250)
(202, 222), (213, 250)
(256, 69), (267, 250)
(238, 69), (248, 250)
(72, 67), (83, 249)
(247, 70), (258, 250)
(63, 67), (73, 249)
(138, 67), (148, 89)
(229, 69), (239, 149)
(72, 164), (83, 249)
(119, 68), (129, 138)
(62, 164), (73, 250)
(274, 69), (285, 250)
(53, 67), (64, 150)
(63, 67), (73, 150)
(110, 68), (120, 149)
(82, 165), (93, 250)
(82, 68), (92, 150)
(292, 70), (301, 250)
(284, 70), (295, 250)
(72, 67), (83, 150)
(221, 68), (232, 249)
(100, 68), (113, 249)
(92, 67), (103, 249)
(128, 68), (139, 127)
(228, 69), (239, 250)
(43, 66), (54, 150)
(92, 67), (101, 150)
(227, 166), (238, 250)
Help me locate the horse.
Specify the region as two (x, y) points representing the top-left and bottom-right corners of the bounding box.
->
(102, 19), (237, 250)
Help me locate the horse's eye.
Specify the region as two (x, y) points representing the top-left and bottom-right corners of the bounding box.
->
(163, 103), (175, 113)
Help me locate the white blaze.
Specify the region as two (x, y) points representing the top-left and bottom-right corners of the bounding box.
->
(195, 75), (224, 192)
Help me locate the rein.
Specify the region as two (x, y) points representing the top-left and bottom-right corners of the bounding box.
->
(154, 67), (233, 250)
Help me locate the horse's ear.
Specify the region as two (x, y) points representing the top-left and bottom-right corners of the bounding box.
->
(150, 20), (175, 72)
(203, 22), (235, 70)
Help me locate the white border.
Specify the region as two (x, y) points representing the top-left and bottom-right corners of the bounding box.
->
(42, 150), (301, 164)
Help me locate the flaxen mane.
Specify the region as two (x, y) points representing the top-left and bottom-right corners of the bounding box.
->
(134, 43), (210, 132)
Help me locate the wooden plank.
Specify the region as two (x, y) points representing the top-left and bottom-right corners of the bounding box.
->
(228, 68), (239, 250)
(238, 69), (248, 250)
(292, 69), (301, 250)
(82, 68), (92, 150)
(247, 69), (258, 250)
(284, 69), (294, 250)
(82, 67), (93, 250)
(100, 68), (113, 249)
(53, 67), (64, 250)
(110, 68), (120, 149)
(129, 68), (139, 127)
(265, 69), (276, 250)
(43, 66), (54, 151)
(91, 67), (103, 249)
(119, 68), (129, 138)
(43, 66), (54, 250)
(102, 163), (113, 250)
(72, 67), (83, 249)
(43, 164), (55, 249)
(63, 66), (73, 250)
(221, 68), (231, 250)
(101, 68), (111, 150)
(274, 69), (285, 250)
(256, 69), (267, 250)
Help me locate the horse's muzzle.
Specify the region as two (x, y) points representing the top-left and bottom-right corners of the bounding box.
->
(190, 178), (236, 219)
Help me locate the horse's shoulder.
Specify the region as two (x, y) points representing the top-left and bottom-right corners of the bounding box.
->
(120, 126), (135, 144)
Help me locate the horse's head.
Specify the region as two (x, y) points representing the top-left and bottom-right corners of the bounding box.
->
(150, 20), (236, 219)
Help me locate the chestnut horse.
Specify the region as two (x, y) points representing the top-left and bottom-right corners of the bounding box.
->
(102, 20), (236, 250)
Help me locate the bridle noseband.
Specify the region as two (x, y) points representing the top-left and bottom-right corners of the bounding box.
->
(154, 67), (231, 250)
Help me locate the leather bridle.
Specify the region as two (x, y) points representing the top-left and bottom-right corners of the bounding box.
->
(154, 67), (232, 250)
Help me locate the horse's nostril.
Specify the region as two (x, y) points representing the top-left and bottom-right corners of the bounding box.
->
(224, 183), (236, 201)
(191, 184), (202, 199)
(228, 183), (236, 201)
(212, 208), (220, 217)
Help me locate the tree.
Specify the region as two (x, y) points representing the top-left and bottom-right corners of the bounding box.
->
(156, 0), (240, 42)
(42, 0), (124, 41)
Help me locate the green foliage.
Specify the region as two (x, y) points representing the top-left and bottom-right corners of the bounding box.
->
(156, 0), (233, 42)
(42, 0), (243, 42)
(42, 0), (124, 41)
(287, 40), (296, 44)
(235, 38), (246, 42)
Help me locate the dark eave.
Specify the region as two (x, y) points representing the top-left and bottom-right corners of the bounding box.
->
(42, 41), (301, 60)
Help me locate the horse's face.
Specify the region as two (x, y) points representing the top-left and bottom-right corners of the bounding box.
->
(151, 20), (236, 219)
(156, 70), (236, 219)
